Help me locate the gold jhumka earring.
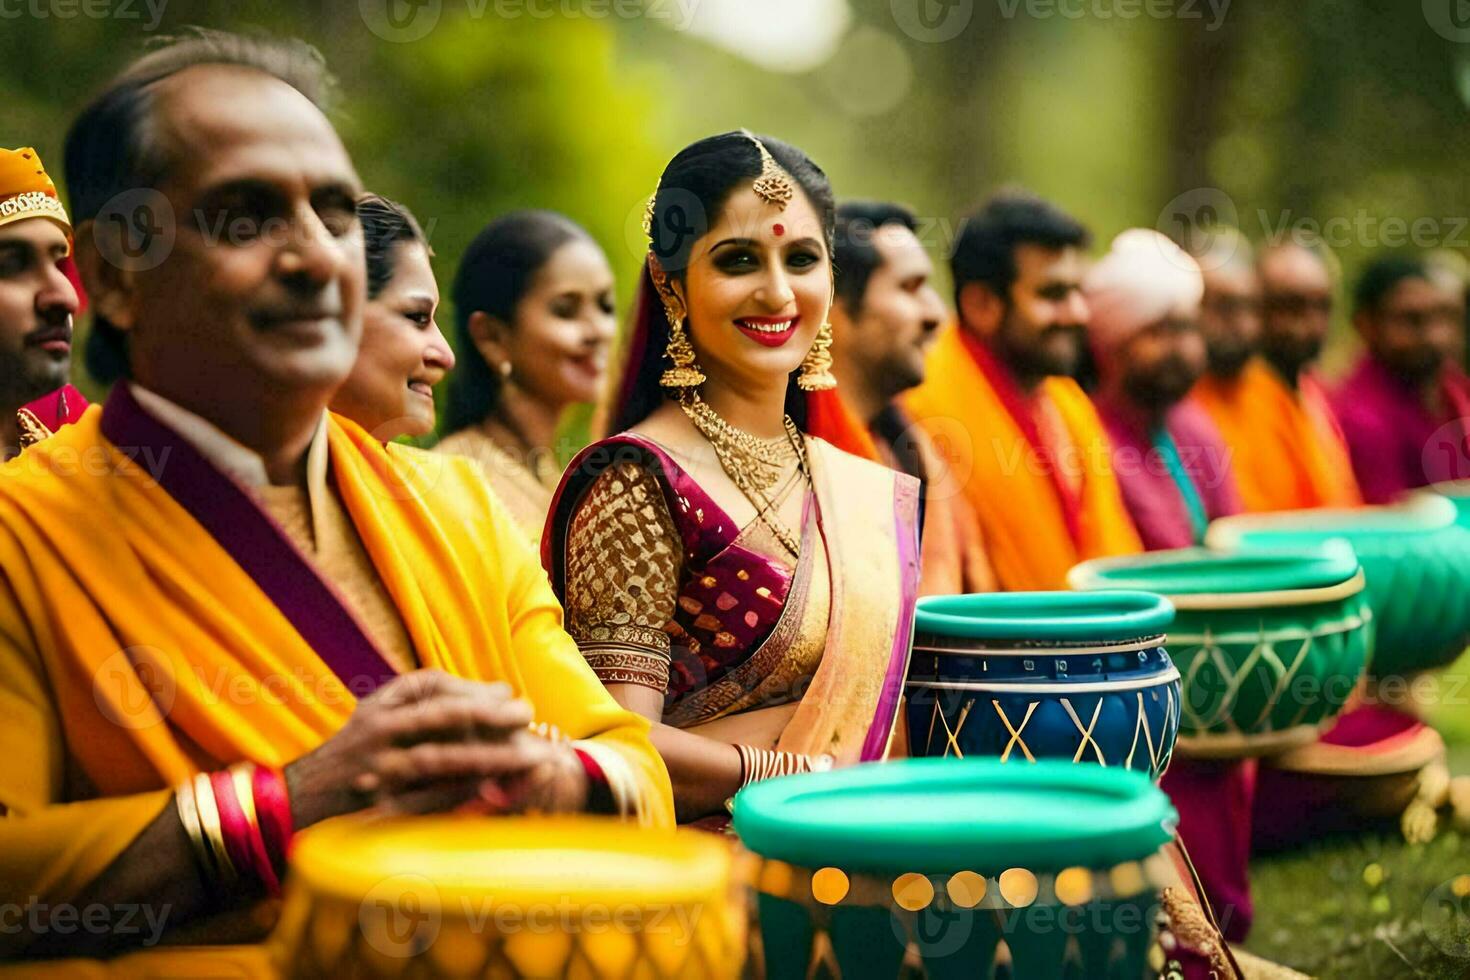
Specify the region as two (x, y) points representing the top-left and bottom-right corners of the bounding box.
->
(644, 175), (704, 391)
(798, 318), (837, 392)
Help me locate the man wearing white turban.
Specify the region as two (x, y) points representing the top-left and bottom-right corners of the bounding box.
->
(1081, 229), (1253, 945)
(1083, 229), (1243, 551)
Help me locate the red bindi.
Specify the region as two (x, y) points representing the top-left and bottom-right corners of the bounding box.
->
(772, 223), (785, 237)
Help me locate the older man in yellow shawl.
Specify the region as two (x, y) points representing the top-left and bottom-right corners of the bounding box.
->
(905, 192), (1140, 591)
(0, 32), (670, 966)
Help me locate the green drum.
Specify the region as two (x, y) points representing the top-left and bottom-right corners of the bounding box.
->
(1069, 547), (1371, 757)
(1207, 495), (1470, 676)
(733, 758), (1177, 980)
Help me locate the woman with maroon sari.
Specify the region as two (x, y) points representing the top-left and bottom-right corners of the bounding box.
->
(543, 131), (922, 822)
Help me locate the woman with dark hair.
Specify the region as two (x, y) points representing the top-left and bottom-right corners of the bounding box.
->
(542, 131), (922, 823)
(330, 193), (455, 441)
(436, 211), (616, 539)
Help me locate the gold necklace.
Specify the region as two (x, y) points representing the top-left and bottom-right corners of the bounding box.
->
(680, 394), (809, 557)
(681, 395), (795, 492)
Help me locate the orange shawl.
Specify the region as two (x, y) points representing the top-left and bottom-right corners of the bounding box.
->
(903, 326), (1141, 590)
(1191, 358), (1361, 512)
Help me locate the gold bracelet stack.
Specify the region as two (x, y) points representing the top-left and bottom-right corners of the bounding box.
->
(735, 744), (833, 788)
(176, 772), (238, 888)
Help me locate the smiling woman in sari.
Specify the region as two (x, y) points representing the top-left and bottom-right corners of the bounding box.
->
(543, 131), (921, 822)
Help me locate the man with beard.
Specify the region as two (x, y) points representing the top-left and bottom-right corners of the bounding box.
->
(1190, 228), (1262, 383)
(904, 191), (1140, 590)
(0, 147), (88, 458)
(1084, 230), (1242, 550)
(1192, 239), (1359, 510)
(826, 200), (994, 594)
(1082, 230), (1253, 943)
(1331, 255), (1470, 501)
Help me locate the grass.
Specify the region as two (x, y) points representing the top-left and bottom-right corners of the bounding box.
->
(1241, 651), (1470, 978)
(1244, 831), (1470, 977)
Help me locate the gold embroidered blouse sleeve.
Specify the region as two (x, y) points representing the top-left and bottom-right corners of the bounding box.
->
(563, 460), (684, 693)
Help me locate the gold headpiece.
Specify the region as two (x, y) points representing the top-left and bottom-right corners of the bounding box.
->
(642, 187), (658, 244)
(0, 148), (71, 249)
(741, 129), (794, 211)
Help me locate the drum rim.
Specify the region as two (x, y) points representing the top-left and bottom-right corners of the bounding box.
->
(1070, 543), (1364, 605)
(732, 758), (1177, 876)
(903, 663), (1181, 694)
(908, 633), (1166, 656)
(914, 590), (1174, 642)
(1206, 493), (1459, 546)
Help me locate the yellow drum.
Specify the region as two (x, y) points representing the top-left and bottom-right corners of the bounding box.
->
(271, 815), (745, 979)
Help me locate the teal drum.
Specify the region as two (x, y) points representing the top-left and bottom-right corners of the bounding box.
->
(1208, 495), (1470, 677)
(734, 758), (1178, 980)
(906, 592), (1180, 780)
(1069, 547), (1371, 758)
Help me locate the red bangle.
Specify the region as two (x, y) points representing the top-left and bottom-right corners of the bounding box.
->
(572, 748), (616, 816)
(233, 765), (284, 898)
(209, 771), (256, 886)
(252, 765), (294, 879)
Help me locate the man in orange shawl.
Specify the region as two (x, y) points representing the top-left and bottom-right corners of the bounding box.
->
(904, 191), (1140, 591)
(1191, 239), (1360, 510)
(0, 146), (89, 458)
(827, 200), (995, 595)
(0, 32), (669, 966)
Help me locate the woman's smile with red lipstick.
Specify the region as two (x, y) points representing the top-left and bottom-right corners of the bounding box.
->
(734, 314), (800, 347)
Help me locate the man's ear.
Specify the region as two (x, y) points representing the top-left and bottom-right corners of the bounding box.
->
(73, 220), (138, 331)
(828, 294), (857, 339)
(958, 281), (1004, 337)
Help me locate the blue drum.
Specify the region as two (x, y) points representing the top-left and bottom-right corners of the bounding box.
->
(906, 592), (1181, 781)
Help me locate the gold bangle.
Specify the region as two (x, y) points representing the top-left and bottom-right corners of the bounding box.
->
(192, 772), (238, 886)
(174, 778), (217, 885)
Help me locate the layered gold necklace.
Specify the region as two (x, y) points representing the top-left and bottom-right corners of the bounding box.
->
(681, 393), (809, 557)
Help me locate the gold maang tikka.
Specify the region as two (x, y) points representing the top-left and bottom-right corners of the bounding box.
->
(737, 132), (836, 391)
(740, 129), (795, 210)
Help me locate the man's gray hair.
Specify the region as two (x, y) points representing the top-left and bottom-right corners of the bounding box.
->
(63, 28), (338, 384)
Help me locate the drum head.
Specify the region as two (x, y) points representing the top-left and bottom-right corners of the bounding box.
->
(915, 591), (1174, 643)
(1069, 545), (1361, 598)
(732, 758), (1175, 876)
(289, 815), (731, 908)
